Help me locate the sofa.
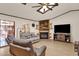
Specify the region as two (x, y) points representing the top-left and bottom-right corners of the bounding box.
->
(20, 32), (39, 43)
(6, 32), (39, 45)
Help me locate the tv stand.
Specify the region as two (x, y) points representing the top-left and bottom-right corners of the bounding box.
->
(54, 33), (70, 43)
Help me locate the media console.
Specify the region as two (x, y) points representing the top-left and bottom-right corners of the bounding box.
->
(54, 33), (70, 43)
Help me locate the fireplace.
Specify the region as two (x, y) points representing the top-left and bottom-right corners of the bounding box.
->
(40, 32), (48, 39)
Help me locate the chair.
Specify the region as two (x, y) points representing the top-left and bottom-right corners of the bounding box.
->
(9, 40), (47, 56)
(74, 41), (79, 56)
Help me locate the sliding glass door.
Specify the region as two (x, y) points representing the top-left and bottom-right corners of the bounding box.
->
(0, 20), (15, 47)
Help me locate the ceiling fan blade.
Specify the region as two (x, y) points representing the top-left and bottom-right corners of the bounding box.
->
(38, 3), (44, 5)
(48, 5), (54, 6)
(39, 3), (49, 5)
(32, 6), (41, 8)
(48, 3), (58, 6)
(21, 3), (27, 5)
(46, 3), (50, 5)
(54, 3), (59, 6)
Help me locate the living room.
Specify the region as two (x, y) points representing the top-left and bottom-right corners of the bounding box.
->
(0, 2), (79, 56)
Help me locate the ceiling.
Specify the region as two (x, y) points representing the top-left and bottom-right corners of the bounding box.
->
(0, 3), (79, 21)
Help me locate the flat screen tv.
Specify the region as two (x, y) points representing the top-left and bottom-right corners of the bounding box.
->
(54, 24), (70, 33)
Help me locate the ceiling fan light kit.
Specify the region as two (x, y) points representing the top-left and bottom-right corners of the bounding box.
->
(37, 5), (49, 14)
(35, 3), (59, 14)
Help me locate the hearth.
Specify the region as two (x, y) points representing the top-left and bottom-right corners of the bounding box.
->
(40, 32), (48, 39)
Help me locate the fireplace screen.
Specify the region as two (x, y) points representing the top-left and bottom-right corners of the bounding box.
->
(40, 32), (48, 39)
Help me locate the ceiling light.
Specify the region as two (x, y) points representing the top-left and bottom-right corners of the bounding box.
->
(37, 5), (49, 14)
(36, 3), (59, 14)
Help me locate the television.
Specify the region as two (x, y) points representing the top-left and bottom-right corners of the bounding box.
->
(54, 24), (70, 33)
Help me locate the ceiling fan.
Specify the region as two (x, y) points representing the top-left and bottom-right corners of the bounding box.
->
(21, 3), (59, 14)
(32, 3), (58, 8)
(32, 3), (59, 14)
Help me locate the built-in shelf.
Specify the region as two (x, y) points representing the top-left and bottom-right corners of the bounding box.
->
(39, 20), (49, 31)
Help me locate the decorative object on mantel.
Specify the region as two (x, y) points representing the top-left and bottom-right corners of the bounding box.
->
(32, 23), (35, 27)
(32, 3), (59, 14)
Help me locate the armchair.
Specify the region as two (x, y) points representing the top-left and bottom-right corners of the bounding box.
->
(9, 40), (47, 56)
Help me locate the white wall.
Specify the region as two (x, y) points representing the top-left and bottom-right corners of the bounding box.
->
(51, 11), (79, 42)
(0, 14), (39, 39)
(0, 7), (79, 43)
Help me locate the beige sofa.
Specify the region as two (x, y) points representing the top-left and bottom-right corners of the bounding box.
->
(20, 32), (39, 43)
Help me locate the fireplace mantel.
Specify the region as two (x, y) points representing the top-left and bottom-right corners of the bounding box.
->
(39, 31), (49, 32)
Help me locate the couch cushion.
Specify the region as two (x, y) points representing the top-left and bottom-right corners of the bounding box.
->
(13, 39), (32, 47)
